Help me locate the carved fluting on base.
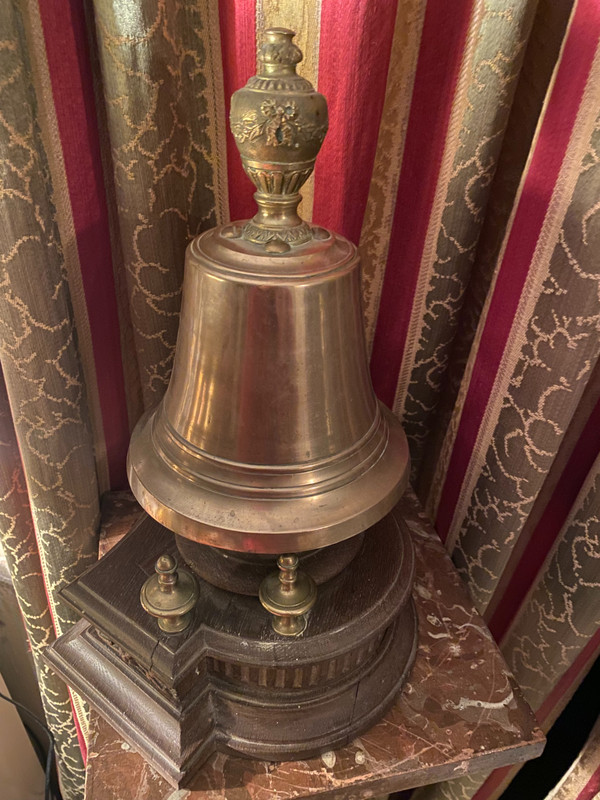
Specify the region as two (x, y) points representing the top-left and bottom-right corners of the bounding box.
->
(208, 629), (385, 689)
(46, 29), (419, 791)
(82, 491), (546, 800)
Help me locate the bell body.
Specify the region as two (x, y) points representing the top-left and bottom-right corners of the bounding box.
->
(127, 27), (410, 554)
(169, 230), (373, 467)
(128, 224), (409, 553)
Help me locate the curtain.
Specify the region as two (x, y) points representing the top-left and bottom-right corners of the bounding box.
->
(0, 1), (599, 799)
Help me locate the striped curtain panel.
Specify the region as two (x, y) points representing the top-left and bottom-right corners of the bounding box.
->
(0, 1), (599, 799)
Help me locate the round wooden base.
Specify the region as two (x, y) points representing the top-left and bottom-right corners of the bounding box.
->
(193, 505), (418, 760)
(175, 532), (364, 595)
(46, 505), (417, 787)
(216, 600), (417, 760)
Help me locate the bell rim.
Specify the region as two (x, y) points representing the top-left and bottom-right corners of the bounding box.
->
(152, 403), (389, 498)
(127, 404), (410, 554)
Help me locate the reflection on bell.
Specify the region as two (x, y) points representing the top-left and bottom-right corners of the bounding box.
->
(127, 28), (410, 556)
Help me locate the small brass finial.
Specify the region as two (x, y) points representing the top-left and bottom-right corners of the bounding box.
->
(258, 28), (302, 71)
(140, 554), (198, 634)
(229, 29), (328, 249)
(259, 554), (317, 636)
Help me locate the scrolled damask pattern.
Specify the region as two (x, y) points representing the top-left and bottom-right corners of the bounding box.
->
(416, 0), (576, 502)
(1, 3), (599, 800)
(0, 3), (102, 796)
(505, 455), (600, 710)
(92, 0), (228, 410)
(0, 375), (86, 800)
(451, 111), (600, 612)
(396, 0), (538, 477)
(0, 0), (100, 637)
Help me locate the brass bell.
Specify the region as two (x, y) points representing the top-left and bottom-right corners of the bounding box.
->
(127, 27), (410, 556)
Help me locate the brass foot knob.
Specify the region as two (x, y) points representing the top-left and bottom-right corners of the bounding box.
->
(259, 554), (317, 636)
(140, 554), (198, 634)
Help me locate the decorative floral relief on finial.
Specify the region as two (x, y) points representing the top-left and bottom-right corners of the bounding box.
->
(259, 39), (302, 67)
(231, 98), (327, 148)
(229, 28), (328, 245)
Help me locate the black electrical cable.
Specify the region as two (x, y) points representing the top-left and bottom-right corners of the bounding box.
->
(22, 718), (48, 766)
(0, 689), (55, 800)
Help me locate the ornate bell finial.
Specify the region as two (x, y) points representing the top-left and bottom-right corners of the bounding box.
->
(230, 28), (328, 248)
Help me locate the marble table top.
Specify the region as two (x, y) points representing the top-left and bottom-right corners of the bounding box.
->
(84, 491), (544, 799)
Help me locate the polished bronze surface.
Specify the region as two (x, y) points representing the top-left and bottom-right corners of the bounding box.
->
(259, 554), (317, 636)
(140, 554), (198, 634)
(127, 28), (410, 553)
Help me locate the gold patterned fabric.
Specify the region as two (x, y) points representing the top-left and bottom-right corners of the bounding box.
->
(92, 0), (229, 411)
(0, 372), (86, 798)
(1, 1), (600, 799)
(0, 3), (100, 795)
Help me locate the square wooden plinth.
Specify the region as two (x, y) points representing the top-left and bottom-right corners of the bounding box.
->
(83, 492), (544, 800)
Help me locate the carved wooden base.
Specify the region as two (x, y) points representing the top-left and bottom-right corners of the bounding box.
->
(45, 507), (417, 788)
(176, 532), (364, 594)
